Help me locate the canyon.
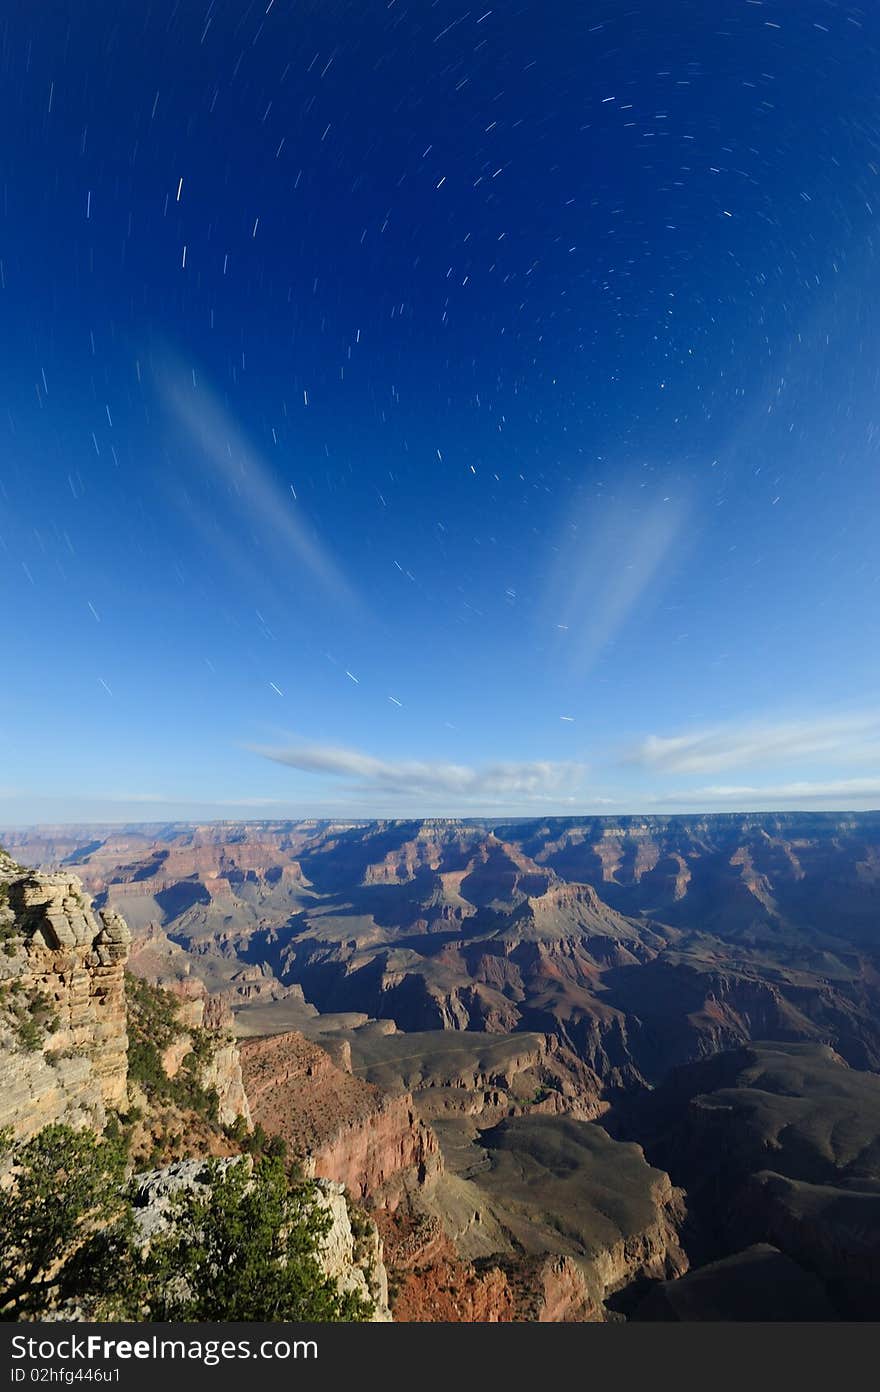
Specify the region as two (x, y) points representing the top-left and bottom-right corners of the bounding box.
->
(9, 813), (878, 1083)
(0, 846), (389, 1321)
(5, 812), (880, 1319)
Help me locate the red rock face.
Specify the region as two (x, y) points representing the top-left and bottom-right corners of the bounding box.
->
(375, 1158), (687, 1323)
(240, 1031), (440, 1204)
(531, 1256), (603, 1322)
(375, 1211), (517, 1322)
(308, 1091), (440, 1202)
(378, 1228), (609, 1322)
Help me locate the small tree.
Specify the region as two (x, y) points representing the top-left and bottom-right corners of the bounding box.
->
(137, 1156), (372, 1322)
(0, 1127), (372, 1323)
(0, 1124), (129, 1321)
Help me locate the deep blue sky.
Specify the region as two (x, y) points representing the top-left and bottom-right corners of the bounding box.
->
(2, 0), (879, 822)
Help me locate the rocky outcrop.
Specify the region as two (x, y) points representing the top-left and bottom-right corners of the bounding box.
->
(240, 1031), (440, 1204)
(0, 853), (130, 1139)
(378, 1212), (632, 1322)
(314, 1180), (391, 1319)
(376, 1210), (516, 1321)
(381, 1112), (686, 1321)
(199, 1033), (251, 1128)
(512, 1254), (605, 1322)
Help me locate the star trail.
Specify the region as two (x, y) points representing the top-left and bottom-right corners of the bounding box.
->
(0, 0), (878, 820)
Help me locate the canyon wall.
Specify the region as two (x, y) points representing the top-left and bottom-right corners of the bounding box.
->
(240, 1030), (440, 1203)
(0, 850), (251, 1141)
(158, 979), (252, 1128)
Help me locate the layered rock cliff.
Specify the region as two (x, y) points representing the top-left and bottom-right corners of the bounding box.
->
(430, 1114), (688, 1316)
(240, 1031), (439, 1203)
(0, 850), (130, 1139)
(381, 1111), (687, 1321)
(345, 1025), (605, 1123)
(0, 850), (251, 1145)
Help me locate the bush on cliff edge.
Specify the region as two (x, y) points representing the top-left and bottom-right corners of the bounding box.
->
(0, 1124), (372, 1323)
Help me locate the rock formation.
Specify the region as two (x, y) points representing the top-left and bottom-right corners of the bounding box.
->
(0, 849), (251, 1144)
(9, 813), (880, 1322)
(154, 978), (251, 1128)
(344, 1024), (605, 1123)
(0, 851), (130, 1139)
(26, 813), (880, 1081)
(374, 1111), (687, 1321)
(314, 1180), (391, 1319)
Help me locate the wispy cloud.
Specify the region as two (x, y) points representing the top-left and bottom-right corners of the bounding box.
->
(97, 793), (290, 808)
(629, 712), (880, 775)
(254, 742), (589, 806)
(157, 357), (358, 610)
(647, 777), (880, 807)
(545, 479), (688, 674)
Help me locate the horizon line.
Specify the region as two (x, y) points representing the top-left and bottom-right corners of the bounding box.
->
(3, 805), (880, 832)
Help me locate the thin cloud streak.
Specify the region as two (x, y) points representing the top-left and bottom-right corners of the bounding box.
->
(158, 357), (359, 610)
(545, 480), (688, 675)
(630, 712), (880, 775)
(647, 777), (880, 807)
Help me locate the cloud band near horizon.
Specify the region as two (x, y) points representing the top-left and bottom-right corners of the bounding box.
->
(252, 742), (590, 805)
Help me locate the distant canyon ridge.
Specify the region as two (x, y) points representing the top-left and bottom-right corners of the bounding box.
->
(6, 812), (880, 1083)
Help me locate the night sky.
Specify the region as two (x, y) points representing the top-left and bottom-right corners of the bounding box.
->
(2, 0), (879, 822)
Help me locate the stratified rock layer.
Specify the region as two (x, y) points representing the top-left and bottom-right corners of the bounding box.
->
(0, 853), (130, 1138)
(240, 1030), (440, 1203)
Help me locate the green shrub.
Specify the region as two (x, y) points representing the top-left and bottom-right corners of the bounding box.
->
(0, 983), (60, 1052)
(0, 1124), (129, 1320)
(129, 1155), (372, 1321)
(124, 975), (222, 1122)
(0, 1125), (372, 1323)
(231, 1120), (288, 1160)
